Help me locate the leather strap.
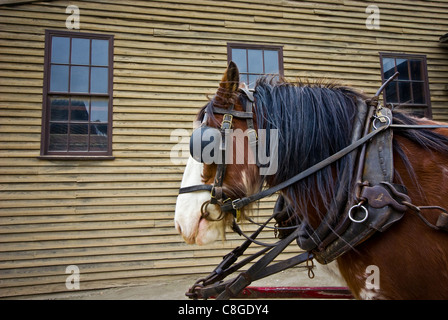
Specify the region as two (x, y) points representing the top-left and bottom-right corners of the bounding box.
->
(391, 124), (448, 129)
(215, 228), (310, 299)
(212, 107), (253, 119)
(179, 184), (212, 194)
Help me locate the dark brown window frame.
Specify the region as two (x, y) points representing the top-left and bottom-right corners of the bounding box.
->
(379, 52), (432, 118)
(40, 29), (114, 160)
(227, 43), (284, 88)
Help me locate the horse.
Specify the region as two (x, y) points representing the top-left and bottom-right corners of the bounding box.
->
(174, 61), (448, 299)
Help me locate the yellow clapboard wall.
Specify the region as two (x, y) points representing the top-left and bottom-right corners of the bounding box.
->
(0, 0), (448, 297)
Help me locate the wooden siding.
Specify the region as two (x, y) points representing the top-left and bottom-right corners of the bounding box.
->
(0, 0), (448, 298)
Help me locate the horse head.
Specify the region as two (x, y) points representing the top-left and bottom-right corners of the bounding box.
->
(174, 62), (261, 245)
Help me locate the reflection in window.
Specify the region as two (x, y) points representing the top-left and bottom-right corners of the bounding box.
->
(70, 66), (89, 93)
(228, 44), (283, 88)
(380, 53), (431, 118)
(48, 96), (109, 152)
(70, 124), (89, 151)
(90, 124), (108, 151)
(92, 39), (109, 66)
(50, 65), (69, 92)
(49, 36), (110, 95)
(90, 67), (108, 93)
(91, 98), (109, 122)
(50, 97), (69, 121)
(42, 30), (113, 156)
(71, 38), (90, 65)
(70, 98), (89, 122)
(50, 37), (109, 94)
(51, 37), (70, 64)
(49, 123), (68, 151)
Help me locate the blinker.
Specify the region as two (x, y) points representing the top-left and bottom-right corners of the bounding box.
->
(189, 126), (222, 164)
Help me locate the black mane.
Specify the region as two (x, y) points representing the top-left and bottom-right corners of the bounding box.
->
(253, 77), (362, 218)
(252, 76), (448, 221)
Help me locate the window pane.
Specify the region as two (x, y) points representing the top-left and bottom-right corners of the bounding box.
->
(385, 82), (398, 103)
(69, 124), (88, 151)
(410, 60), (423, 80)
(248, 49), (263, 74)
(240, 74), (249, 87)
(396, 59), (409, 80)
(398, 82), (411, 104)
(382, 58), (395, 79)
(71, 38), (90, 65)
(71, 97), (90, 121)
(232, 48), (247, 73)
(90, 67), (108, 93)
(49, 123), (68, 151)
(50, 65), (69, 92)
(264, 50), (279, 74)
(90, 124), (108, 151)
(249, 74), (261, 88)
(70, 66), (89, 93)
(51, 37), (70, 64)
(91, 98), (109, 122)
(412, 82), (425, 104)
(50, 97), (69, 121)
(91, 39), (109, 66)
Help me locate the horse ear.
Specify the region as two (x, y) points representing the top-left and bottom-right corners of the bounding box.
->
(219, 61), (240, 92)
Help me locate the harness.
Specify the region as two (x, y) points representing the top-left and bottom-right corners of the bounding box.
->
(180, 73), (448, 300)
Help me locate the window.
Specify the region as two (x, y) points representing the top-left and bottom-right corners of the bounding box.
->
(40, 30), (114, 157)
(380, 53), (431, 118)
(228, 43), (283, 89)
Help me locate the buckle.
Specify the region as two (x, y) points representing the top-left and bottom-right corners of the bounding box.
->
(232, 198), (241, 210)
(229, 199), (242, 222)
(221, 114), (233, 129)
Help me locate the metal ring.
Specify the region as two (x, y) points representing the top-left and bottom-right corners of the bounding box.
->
(200, 201), (211, 220)
(348, 203), (369, 223)
(201, 200), (226, 221)
(372, 115), (391, 130)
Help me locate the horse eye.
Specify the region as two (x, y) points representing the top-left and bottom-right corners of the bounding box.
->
(189, 126), (221, 164)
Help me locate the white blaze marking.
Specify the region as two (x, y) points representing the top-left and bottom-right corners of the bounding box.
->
(174, 156), (223, 245)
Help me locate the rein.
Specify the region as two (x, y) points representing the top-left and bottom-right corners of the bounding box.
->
(182, 73), (448, 299)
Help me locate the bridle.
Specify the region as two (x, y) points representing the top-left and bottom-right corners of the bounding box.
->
(178, 86), (258, 223)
